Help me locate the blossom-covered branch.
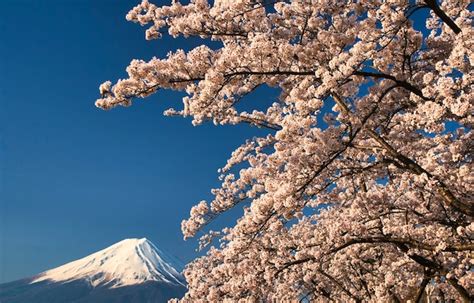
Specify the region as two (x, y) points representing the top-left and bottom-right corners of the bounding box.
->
(96, 0), (473, 301)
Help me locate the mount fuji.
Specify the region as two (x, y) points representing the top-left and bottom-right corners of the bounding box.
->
(0, 238), (187, 303)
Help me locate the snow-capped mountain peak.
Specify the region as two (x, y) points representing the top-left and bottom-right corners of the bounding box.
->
(31, 238), (185, 288)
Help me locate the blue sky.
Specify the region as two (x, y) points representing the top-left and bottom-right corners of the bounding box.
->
(0, 0), (270, 283)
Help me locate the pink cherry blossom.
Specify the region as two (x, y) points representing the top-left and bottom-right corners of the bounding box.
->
(96, 1), (473, 301)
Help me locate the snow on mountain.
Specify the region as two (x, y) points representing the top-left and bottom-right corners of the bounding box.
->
(0, 238), (187, 303)
(31, 238), (186, 288)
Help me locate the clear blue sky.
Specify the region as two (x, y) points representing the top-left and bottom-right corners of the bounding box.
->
(0, 0), (270, 283)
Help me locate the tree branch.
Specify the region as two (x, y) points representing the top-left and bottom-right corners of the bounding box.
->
(424, 0), (462, 34)
(353, 71), (431, 100)
(447, 277), (473, 303)
(331, 93), (473, 216)
(414, 272), (430, 303)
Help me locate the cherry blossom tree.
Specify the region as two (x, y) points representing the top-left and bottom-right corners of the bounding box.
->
(96, 0), (473, 301)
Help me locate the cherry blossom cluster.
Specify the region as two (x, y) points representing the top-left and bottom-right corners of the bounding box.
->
(97, 0), (473, 301)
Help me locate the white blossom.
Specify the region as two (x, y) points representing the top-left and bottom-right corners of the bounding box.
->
(96, 0), (474, 301)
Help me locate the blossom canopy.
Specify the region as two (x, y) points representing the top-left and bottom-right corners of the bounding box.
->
(96, 0), (473, 301)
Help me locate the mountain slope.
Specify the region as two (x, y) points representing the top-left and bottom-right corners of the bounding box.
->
(0, 238), (187, 303)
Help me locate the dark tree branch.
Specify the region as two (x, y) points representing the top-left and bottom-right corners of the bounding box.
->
(414, 272), (430, 303)
(353, 71), (431, 100)
(331, 92), (473, 216)
(424, 0), (462, 34)
(447, 277), (473, 303)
